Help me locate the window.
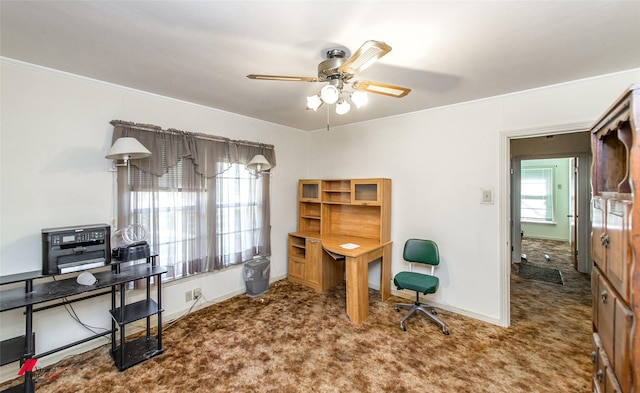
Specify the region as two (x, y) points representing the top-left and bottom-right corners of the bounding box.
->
(215, 162), (267, 267)
(112, 122), (274, 282)
(521, 166), (554, 223)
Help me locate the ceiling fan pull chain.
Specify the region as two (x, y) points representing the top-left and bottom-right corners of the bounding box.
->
(326, 104), (330, 131)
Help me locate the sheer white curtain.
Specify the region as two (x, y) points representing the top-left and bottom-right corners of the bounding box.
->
(111, 121), (274, 280)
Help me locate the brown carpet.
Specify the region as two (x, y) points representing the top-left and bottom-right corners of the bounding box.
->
(2, 238), (592, 392)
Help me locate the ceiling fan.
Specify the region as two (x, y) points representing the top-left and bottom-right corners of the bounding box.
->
(247, 40), (411, 114)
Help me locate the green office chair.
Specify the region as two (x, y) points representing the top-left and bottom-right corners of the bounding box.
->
(393, 239), (449, 334)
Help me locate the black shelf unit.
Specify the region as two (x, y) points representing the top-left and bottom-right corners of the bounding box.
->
(0, 255), (166, 393)
(109, 257), (165, 371)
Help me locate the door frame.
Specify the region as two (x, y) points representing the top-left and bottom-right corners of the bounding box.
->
(499, 121), (591, 327)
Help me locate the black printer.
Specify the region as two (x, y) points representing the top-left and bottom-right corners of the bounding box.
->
(42, 224), (111, 275)
(112, 241), (151, 262)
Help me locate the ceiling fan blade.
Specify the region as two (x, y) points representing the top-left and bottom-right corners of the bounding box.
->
(353, 81), (411, 98)
(247, 74), (320, 82)
(339, 40), (392, 76)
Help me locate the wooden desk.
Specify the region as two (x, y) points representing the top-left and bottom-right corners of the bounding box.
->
(291, 178), (392, 324)
(322, 236), (392, 324)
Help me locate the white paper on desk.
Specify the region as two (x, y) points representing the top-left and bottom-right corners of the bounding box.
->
(340, 243), (360, 250)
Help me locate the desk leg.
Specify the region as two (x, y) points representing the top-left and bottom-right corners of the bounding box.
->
(345, 254), (369, 324)
(379, 243), (392, 302)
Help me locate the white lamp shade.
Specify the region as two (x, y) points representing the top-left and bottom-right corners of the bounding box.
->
(306, 95), (323, 111)
(351, 91), (368, 108)
(320, 85), (339, 104)
(246, 154), (272, 171)
(105, 137), (151, 160)
(336, 99), (351, 115)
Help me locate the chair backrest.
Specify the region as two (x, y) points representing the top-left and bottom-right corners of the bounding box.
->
(403, 239), (439, 267)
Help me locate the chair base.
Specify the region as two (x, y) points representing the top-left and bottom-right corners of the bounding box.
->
(394, 297), (449, 335)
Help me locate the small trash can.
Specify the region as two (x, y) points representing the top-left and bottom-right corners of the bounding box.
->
(243, 258), (270, 297)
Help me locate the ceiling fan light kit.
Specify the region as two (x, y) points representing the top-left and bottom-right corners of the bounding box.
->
(248, 40), (411, 120)
(320, 84), (340, 104)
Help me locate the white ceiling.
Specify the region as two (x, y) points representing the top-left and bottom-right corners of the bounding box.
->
(2, 1), (639, 131)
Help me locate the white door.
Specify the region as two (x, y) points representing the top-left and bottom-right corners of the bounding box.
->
(511, 158), (522, 263)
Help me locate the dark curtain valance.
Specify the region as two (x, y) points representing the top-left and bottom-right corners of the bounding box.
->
(110, 120), (276, 178)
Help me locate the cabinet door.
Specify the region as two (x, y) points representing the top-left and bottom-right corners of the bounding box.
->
(606, 366), (623, 393)
(299, 180), (322, 202)
(597, 273), (615, 362)
(606, 199), (632, 302)
(351, 179), (382, 205)
(592, 267), (600, 329)
(288, 258), (305, 280)
(288, 235), (306, 281)
(591, 197), (607, 270)
(613, 298), (633, 393)
(596, 348), (609, 393)
(592, 334), (605, 393)
(305, 238), (322, 288)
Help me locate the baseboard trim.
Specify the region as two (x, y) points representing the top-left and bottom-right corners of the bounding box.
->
(389, 287), (503, 326)
(371, 279), (502, 326)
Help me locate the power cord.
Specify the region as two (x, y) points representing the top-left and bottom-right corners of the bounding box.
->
(51, 276), (112, 342)
(162, 293), (206, 331)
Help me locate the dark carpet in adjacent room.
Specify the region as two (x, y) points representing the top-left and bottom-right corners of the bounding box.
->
(0, 239), (592, 393)
(517, 263), (564, 285)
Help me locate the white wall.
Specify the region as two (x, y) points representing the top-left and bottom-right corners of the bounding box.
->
(306, 69), (640, 324)
(0, 58), (307, 380)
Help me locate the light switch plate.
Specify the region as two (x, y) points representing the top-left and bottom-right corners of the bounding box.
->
(481, 188), (493, 204)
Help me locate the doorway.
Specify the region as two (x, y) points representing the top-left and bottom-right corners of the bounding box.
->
(511, 155), (591, 274)
(499, 122), (592, 327)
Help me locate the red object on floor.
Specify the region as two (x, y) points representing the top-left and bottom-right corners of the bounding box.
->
(18, 358), (37, 376)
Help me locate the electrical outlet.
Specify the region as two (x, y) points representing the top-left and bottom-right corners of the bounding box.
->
(185, 290), (193, 302)
(193, 288), (201, 299)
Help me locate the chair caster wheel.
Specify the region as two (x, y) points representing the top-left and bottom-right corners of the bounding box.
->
(431, 309), (438, 315)
(394, 306), (400, 313)
(400, 325), (406, 332)
(442, 327), (450, 335)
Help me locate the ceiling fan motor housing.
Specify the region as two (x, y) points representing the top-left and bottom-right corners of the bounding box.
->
(317, 49), (351, 81)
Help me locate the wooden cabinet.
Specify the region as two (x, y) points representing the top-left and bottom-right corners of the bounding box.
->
(590, 84), (639, 393)
(289, 178), (391, 292)
(287, 233), (343, 292)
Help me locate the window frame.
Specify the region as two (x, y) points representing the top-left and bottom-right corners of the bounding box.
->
(520, 165), (555, 224)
